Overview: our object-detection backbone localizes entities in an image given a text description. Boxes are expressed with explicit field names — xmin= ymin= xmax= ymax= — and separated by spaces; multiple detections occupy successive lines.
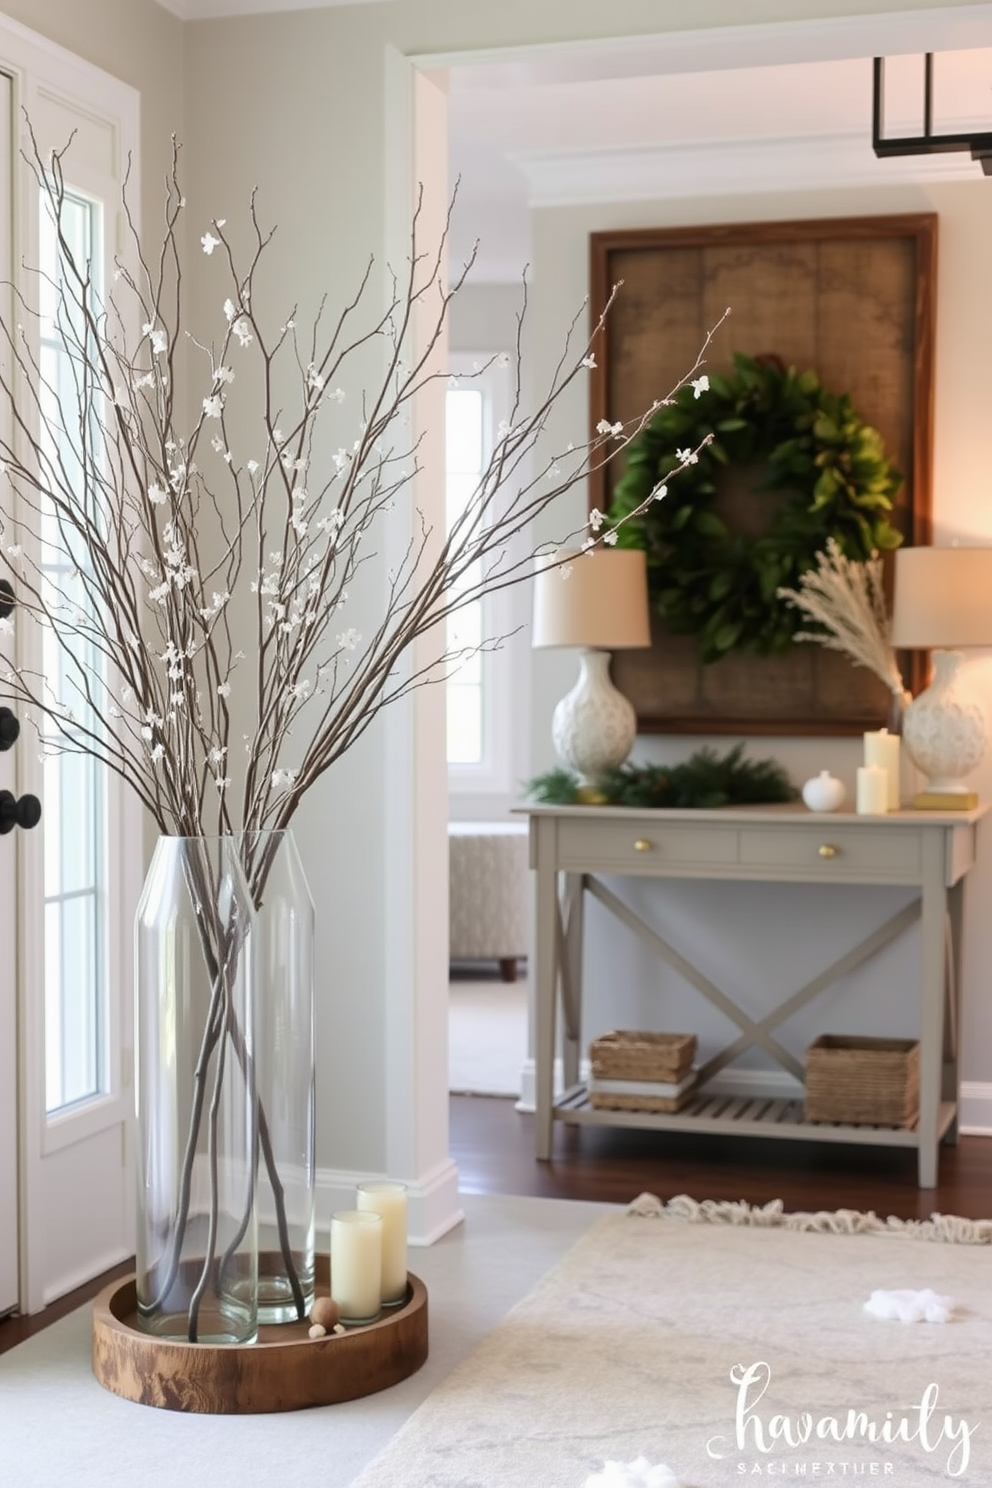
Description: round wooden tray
xmin=91 ymin=1258 xmax=428 ymax=1413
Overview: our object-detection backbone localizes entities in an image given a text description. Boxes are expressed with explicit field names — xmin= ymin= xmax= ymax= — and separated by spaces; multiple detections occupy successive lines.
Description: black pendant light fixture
xmin=873 ymin=54 xmax=992 ymax=175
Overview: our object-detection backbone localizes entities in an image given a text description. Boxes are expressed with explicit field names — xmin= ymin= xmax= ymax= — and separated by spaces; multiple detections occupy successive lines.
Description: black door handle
xmin=0 ymin=790 xmax=41 ymax=834
xmin=0 ymin=707 xmax=19 ymax=751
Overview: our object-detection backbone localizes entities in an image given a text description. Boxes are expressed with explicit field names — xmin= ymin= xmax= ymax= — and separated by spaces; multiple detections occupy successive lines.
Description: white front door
xmin=0 ymin=70 xmax=18 ymax=1318
xmin=0 ymin=23 xmax=142 ymax=1314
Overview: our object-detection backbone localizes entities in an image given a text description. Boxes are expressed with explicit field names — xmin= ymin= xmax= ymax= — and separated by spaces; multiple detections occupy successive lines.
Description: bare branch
xmin=0 ymin=123 xmax=712 ymax=838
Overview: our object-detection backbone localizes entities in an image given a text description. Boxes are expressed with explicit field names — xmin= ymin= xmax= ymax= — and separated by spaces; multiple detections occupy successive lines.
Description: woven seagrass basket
xmin=804 ymin=1034 xmax=919 ymax=1127
xmin=588 ymin=1030 xmax=697 ymax=1114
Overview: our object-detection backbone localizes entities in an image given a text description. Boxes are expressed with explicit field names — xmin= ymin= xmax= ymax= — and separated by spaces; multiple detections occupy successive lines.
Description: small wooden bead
xmin=310 ymin=1296 xmax=341 ymax=1329
xmin=308 ymin=1323 xmax=327 ymax=1339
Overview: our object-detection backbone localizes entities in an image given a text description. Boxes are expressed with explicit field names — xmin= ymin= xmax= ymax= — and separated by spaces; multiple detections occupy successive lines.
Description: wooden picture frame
xmin=588 ymin=215 xmax=936 ymax=737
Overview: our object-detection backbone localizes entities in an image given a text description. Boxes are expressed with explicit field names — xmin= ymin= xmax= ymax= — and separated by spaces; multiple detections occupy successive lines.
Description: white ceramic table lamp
xmin=532 ymin=546 xmax=651 ymax=787
xmin=890 ymin=545 xmax=992 ymax=807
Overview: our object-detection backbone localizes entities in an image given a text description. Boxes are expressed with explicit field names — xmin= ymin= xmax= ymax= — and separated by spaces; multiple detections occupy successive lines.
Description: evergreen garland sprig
xmin=525 ymin=744 xmax=798 ymax=809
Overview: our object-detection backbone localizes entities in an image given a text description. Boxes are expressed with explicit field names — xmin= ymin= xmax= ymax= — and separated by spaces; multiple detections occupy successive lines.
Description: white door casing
xmin=386 ymin=6 xmax=992 ymax=1229
xmin=0 ymin=15 xmax=142 ymax=1315
xmin=0 ymin=67 xmax=16 ymax=1315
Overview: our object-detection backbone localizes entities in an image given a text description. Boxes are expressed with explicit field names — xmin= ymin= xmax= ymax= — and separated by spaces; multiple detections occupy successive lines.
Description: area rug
xmin=351 ymin=1193 xmax=992 ymax=1488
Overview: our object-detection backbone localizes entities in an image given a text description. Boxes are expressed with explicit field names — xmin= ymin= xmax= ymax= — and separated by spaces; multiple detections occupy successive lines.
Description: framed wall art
xmin=588 ymin=214 xmax=936 ymax=736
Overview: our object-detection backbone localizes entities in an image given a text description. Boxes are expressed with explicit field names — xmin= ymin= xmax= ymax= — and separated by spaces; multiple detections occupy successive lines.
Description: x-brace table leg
xmin=586 ymin=878 xmax=921 ymax=1087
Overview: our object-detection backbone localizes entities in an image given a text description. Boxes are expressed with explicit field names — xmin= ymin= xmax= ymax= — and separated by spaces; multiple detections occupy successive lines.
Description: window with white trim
xmin=445 ymin=355 xmax=515 ymax=796
xmin=38 ymin=184 xmax=109 ymax=1114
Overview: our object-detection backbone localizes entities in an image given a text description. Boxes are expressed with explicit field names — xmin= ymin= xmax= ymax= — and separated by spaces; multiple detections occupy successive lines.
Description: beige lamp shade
xmin=531 ymin=547 xmax=651 ymax=650
xmin=891 ymin=546 xmax=992 ymax=648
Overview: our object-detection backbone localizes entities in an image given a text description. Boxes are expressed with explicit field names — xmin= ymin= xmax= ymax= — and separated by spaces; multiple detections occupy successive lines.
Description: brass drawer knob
xmin=818 ymin=843 xmax=839 ymax=859
xmin=633 ymin=838 xmax=653 ymax=853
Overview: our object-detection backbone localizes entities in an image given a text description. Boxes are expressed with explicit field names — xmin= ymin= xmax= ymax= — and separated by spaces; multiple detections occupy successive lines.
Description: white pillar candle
xmin=357 ymin=1181 xmax=408 ymax=1305
xmin=330 ymin=1210 xmax=382 ymax=1324
xmin=856 ymin=764 xmax=889 ymax=815
xmin=864 ymin=728 xmax=901 ymax=810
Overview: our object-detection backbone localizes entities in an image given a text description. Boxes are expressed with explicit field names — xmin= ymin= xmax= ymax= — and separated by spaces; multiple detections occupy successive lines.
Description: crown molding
xmin=511 ymin=128 xmax=983 ymax=209
xmin=438 ymin=6 xmax=992 ymax=89
xmin=153 ymin=0 xmax=391 ymax=18
xmin=154 ymin=1 xmax=992 ymax=41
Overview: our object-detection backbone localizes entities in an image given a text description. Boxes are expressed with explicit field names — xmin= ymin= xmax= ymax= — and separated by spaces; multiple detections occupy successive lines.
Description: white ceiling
xmin=447 ymin=47 xmax=992 ymax=282
xmin=147 ymin=1 xmax=992 ymax=280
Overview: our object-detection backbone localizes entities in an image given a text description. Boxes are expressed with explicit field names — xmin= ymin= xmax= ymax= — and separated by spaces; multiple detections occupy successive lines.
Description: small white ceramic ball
xmin=801 ymin=770 xmax=846 ymax=812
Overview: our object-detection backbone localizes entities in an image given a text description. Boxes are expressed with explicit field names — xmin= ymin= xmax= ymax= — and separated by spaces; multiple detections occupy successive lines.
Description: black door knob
xmin=0 ymin=580 xmax=13 ymax=620
xmin=0 ymin=790 xmax=41 ymax=834
xmin=0 ymin=707 xmax=19 ymax=751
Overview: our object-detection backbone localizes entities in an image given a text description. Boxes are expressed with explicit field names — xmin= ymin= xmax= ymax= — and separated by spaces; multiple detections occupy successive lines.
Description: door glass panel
xmin=38 ymin=185 xmax=108 ymax=1115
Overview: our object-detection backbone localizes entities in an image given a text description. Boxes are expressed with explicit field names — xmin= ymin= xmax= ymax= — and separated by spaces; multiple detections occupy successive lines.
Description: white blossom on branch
xmin=0 ymin=127 xmax=719 ymax=848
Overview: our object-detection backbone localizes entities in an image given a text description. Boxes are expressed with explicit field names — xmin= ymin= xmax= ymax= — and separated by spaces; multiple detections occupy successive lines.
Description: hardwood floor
xmin=2 ymin=1093 xmax=989 ymax=1357
xmin=449 ymin=1092 xmax=992 ymax=1221
xmin=0 ymin=1257 xmax=132 ymax=1357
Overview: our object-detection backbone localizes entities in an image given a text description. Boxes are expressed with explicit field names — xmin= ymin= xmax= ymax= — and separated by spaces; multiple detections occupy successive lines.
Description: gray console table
xmin=522 ymin=802 xmax=986 ymax=1187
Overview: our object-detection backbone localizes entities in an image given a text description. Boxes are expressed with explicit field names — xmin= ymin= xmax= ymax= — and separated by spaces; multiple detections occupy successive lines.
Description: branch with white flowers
xmin=0 ymin=128 xmax=718 ymax=854
xmin=0 ymin=125 xmax=723 ymax=1338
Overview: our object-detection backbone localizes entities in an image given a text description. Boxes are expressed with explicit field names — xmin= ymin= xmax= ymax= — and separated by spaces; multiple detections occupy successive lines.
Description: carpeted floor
xmin=0 ymin=1193 xmax=608 ymax=1488
xmin=448 ymin=971 xmax=528 ymax=1096
xmin=6 ymin=1193 xmax=991 ymax=1488
xmin=353 ymin=1195 xmax=992 ymax=1488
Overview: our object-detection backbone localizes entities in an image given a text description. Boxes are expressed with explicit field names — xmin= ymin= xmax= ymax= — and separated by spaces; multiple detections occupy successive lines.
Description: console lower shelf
xmin=554 ymin=1083 xmax=957 ymax=1148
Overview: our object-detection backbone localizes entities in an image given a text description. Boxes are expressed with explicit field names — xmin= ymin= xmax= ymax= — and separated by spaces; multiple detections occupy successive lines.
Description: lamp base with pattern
xmin=903 ymin=649 xmax=986 ymax=801
xmin=551 ymin=647 xmax=637 ymax=786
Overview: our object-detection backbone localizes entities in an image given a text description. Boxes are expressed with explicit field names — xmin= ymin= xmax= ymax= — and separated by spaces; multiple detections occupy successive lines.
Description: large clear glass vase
xmin=134 ymin=835 xmax=257 ymax=1344
xmin=241 ymin=829 xmax=316 ymax=1324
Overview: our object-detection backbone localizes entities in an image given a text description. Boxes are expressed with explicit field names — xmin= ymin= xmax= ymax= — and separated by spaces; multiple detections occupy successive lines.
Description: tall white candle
xmin=330 ymin=1210 xmax=382 ymax=1323
xmin=864 ymin=728 xmax=900 ymax=810
xmin=856 ymin=764 xmax=889 ymax=815
xmin=357 ymin=1181 xmax=408 ymax=1305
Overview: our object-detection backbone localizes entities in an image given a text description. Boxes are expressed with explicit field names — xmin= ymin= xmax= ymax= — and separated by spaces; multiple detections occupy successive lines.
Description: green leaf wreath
xmin=606 ymin=352 xmax=903 ymax=664
xmin=525 ymin=745 xmax=797 ymax=809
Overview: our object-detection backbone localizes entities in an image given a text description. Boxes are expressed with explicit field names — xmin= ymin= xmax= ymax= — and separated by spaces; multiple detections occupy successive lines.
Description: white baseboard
xmin=686 ymin=1068 xmax=806 ymax=1099
xmin=43 ymin=1245 xmax=133 ymax=1308
xmin=515 ymin=1056 xmax=571 ymax=1113
xmin=957 ymin=1082 xmax=992 ymax=1136
xmin=316 ymin=1158 xmax=463 ymax=1246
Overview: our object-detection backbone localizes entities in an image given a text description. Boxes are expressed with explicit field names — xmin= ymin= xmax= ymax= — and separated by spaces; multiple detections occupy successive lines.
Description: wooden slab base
xmin=91 ymin=1257 xmax=428 ymax=1413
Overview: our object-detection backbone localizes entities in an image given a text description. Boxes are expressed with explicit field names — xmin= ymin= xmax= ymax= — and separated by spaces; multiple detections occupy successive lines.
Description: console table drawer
xmin=739 ymin=826 xmax=920 ymax=879
xmin=556 ymin=818 xmax=739 ymax=872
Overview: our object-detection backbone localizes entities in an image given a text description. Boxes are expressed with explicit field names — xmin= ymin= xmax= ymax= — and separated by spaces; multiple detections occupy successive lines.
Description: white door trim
xmin=383 ymin=4 xmax=992 ymax=1235
xmin=380 ymin=46 xmax=462 ymax=1244
xmin=0 ymin=13 xmax=142 ymax=1315
xmin=0 ymin=71 xmax=16 ymax=1315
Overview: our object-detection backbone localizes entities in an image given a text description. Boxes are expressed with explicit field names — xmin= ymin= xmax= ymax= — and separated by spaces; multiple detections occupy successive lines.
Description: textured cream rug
xmin=351 ymin=1194 xmax=992 ymax=1488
